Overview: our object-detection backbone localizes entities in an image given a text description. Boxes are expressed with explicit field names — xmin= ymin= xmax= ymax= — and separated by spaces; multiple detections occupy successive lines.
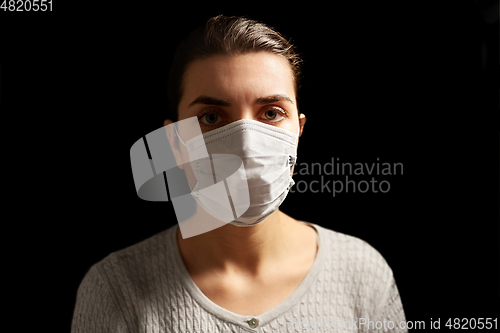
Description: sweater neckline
xmin=169 ymin=221 xmax=326 ymax=331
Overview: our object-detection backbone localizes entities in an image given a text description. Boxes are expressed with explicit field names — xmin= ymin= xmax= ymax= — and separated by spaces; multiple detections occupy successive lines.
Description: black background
xmin=1 ymin=0 xmax=498 ymax=331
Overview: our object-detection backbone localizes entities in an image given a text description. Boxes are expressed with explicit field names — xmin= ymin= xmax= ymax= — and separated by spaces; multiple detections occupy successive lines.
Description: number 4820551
xmin=1 ymin=0 xmax=53 ymax=11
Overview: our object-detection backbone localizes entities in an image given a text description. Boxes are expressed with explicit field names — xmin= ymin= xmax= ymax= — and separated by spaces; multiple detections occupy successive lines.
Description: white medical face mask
xmin=177 ymin=119 xmax=299 ymax=227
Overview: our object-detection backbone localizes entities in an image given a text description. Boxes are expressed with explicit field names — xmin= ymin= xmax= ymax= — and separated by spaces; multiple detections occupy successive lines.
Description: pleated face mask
xmin=176 ymin=119 xmax=299 ymax=227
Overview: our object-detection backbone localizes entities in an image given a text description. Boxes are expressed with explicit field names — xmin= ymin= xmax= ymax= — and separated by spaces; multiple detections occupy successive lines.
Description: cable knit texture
xmin=72 ymin=222 xmax=407 ymax=332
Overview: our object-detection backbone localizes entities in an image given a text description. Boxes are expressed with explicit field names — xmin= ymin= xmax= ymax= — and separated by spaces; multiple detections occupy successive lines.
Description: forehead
xmin=181 ymin=52 xmax=295 ymax=105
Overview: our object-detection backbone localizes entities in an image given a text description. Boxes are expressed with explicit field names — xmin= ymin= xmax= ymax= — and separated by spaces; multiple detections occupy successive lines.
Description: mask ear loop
xmin=173 ymin=122 xmax=203 ymax=193
xmin=289 ymin=155 xmax=297 ymax=173
xmin=290 ymin=120 xmax=302 ymax=177
xmin=289 ymin=127 xmax=299 ymax=175
xmin=173 ymin=122 xmax=189 ymax=148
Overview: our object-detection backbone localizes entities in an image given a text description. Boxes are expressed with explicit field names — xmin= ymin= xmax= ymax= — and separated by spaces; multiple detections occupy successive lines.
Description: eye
xmin=198 ymin=110 xmax=222 ymax=126
xmin=204 ymin=113 xmax=219 ymax=124
xmin=264 ymin=109 xmax=278 ymax=120
xmin=260 ymin=107 xmax=286 ymax=123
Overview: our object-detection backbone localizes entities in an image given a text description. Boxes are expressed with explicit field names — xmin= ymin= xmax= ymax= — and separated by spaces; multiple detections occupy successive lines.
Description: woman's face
xmin=178 ymin=52 xmax=304 ymax=137
xmin=170 ymin=52 xmax=305 ymax=188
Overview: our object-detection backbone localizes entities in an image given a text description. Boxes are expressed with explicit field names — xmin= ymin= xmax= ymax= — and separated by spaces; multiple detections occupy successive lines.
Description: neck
xmin=177 ymin=210 xmax=301 ymax=277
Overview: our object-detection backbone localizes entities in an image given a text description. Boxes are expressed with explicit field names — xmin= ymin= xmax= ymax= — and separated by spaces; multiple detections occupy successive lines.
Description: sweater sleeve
xmin=370 ymin=274 xmax=407 ymax=333
xmin=71 ymin=263 xmax=129 ymax=333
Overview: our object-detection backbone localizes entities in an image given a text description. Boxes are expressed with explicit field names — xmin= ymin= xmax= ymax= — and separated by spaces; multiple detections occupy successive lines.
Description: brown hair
xmin=167 ymin=15 xmax=303 ymax=122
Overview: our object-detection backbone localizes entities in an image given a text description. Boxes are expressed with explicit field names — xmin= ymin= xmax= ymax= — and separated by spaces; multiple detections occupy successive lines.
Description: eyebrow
xmin=256 ymin=94 xmax=294 ymax=105
xmin=188 ymin=94 xmax=294 ymax=108
xmin=188 ymin=95 xmax=230 ymax=107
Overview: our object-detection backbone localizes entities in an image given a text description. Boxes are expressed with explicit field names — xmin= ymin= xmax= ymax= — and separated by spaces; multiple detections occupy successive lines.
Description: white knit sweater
xmin=71 ymin=222 xmax=407 ymax=332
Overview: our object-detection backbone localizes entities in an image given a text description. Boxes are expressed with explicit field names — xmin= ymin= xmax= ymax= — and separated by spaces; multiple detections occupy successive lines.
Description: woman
xmin=72 ymin=15 xmax=407 ymax=332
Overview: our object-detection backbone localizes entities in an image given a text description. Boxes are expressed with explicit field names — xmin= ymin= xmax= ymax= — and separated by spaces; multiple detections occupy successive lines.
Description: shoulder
xmin=109 ymin=226 xmax=172 ymax=259
xmin=312 ymin=224 xmax=407 ymax=324
xmin=81 ymin=225 xmax=178 ymax=296
xmin=104 ymin=224 xmax=175 ymax=269
xmin=325 ymin=227 xmax=391 ymax=274
xmin=315 ymin=224 xmax=395 ymax=305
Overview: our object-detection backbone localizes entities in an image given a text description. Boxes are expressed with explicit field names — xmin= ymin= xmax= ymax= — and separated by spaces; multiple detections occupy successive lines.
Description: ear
xmin=298 ymin=113 xmax=306 ymax=137
xmin=164 ymin=119 xmax=185 ymax=169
